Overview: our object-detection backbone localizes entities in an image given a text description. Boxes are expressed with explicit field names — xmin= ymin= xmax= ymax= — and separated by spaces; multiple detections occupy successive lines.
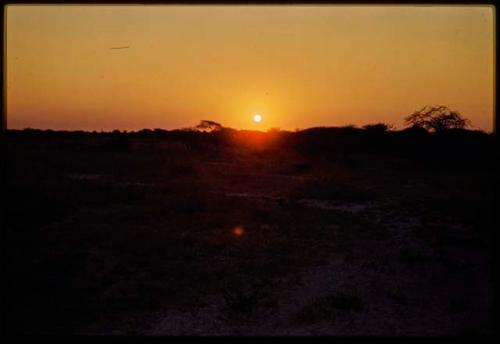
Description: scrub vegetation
xmin=4 ymin=121 xmax=495 ymax=335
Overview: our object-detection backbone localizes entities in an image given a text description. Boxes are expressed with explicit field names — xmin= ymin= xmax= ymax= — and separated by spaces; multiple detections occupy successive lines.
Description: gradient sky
xmin=5 ymin=5 xmax=495 ymax=132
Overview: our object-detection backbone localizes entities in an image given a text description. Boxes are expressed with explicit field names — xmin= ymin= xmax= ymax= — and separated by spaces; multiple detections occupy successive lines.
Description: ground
xmin=5 ymin=133 xmax=494 ymax=335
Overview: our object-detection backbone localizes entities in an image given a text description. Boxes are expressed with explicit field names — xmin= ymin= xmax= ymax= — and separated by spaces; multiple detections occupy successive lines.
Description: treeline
xmin=7 ymin=124 xmax=494 ymax=164
xmin=290 ymin=126 xmax=494 ymax=167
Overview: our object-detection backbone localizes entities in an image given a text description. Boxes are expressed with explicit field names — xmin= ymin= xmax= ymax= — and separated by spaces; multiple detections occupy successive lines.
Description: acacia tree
xmin=405 ymin=106 xmax=471 ymax=132
xmin=192 ymin=120 xmax=233 ymax=156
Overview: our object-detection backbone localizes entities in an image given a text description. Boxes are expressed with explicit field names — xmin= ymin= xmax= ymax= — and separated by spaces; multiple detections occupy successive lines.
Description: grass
xmin=294 ymin=291 xmax=364 ymax=325
xmin=219 ymin=277 xmax=282 ymax=322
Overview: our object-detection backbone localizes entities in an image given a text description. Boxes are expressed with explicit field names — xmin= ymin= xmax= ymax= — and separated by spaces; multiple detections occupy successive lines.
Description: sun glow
xmin=253 ymin=114 xmax=262 ymax=123
xmin=5 ymin=6 xmax=494 ymax=132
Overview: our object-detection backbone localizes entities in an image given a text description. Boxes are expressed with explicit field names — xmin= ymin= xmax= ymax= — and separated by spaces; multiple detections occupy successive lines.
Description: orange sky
xmin=5 ymin=5 xmax=495 ymax=132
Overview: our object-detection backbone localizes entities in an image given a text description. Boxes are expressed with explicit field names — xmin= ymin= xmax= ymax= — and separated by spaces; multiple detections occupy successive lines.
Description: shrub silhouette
xmin=101 ymin=130 xmax=131 ymax=151
xmin=362 ymin=123 xmax=393 ymax=132
xmin=194 ymin=120 xmax=223 ymax=132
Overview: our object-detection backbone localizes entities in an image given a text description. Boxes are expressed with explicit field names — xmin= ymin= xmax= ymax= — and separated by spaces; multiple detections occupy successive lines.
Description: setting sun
xmin=5 ymin=5 xmax=493 ymax=132
xmin=3 ymin=5 xmax=494 ymax=336
xmin=253 ymin=114 xmax=262 ymax=123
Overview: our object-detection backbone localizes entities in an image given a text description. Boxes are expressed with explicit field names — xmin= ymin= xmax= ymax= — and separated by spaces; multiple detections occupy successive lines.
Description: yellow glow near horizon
xmin=5 ymin=5 xmax=495 ymax=132
xmin=253 ymin=114 xmax=262 ymax=123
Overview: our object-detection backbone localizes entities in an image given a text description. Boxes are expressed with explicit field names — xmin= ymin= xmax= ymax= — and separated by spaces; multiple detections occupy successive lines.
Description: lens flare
xmin=233 ymin=226 xmax=244 ymax=237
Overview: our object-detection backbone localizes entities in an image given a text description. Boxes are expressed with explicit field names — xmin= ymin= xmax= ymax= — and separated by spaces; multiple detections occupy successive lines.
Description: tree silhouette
xmin=405 ymin=105 xmax=471 ymax=132
xmin=194 ymin=120 xmax=223 ymax=132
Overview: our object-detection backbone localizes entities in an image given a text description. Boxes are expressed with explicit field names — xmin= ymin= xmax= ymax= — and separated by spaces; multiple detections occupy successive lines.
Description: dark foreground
xmin=4 ymin=128 xmax=495 ymax=335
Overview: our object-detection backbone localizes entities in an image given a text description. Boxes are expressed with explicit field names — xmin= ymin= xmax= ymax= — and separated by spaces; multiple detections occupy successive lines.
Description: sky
xmin=5 ymin=5 xmax=495 ymax=132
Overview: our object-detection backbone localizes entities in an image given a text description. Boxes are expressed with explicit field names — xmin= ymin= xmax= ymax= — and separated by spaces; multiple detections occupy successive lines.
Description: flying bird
xmin=109 ymin=46 xmax=130 ymax=50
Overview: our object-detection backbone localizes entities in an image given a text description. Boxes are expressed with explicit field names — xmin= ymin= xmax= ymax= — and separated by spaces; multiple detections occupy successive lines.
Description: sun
xmin=253 ymin=114 xmax=262 ymax=123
